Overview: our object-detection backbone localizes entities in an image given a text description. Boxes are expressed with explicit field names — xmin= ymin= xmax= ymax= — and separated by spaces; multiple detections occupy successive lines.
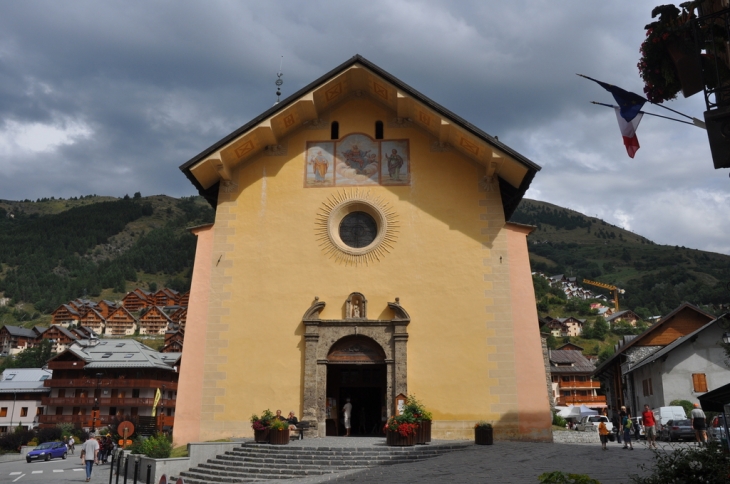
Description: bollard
xmin=146 ymin=464 xmax=151 ymax=484
xmin=123 ymin=455 xmax=129 ymax=484
xmin=109 ymin=451 xmax=116 ymax=484
xmin=133 ymin=458 xmax=139 ymax=483
xmin=116 ymin=451 xmax=122 ymax=484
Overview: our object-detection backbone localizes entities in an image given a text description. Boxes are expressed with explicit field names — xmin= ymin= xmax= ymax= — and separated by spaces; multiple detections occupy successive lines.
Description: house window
xmin=0 ymin=407 xmax=6 ymax=417
xmin=692 ymin=373 xmax=708 ymax=393
xmin=642 ymin=378 xmax=654 ymax=396
xmin=132 ymin=389 xmax=140 ymax=398
xmin=109 ymin=407 xmax=117 ymax=416
xmin=55 ymin=407 xmax=63 ymax=415
xmin=330 ymin=121 xmax=339 ymax=140
xmin=375 ymin=121 xmax=384 ymax=139
xmin=20 ymin=407 xmax=28 ymax=417
xmin=36 ymin=407 xmax=43 ymax=416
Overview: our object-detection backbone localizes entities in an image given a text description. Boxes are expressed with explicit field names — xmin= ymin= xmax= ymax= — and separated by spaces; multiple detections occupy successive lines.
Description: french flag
xmin=614 ymin=107 xmax=643 ymax=159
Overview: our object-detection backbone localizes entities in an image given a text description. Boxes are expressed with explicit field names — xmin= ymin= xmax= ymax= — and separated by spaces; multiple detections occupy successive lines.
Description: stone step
xmin=213 ymin=453 xmax=428 ymax=466
xmin=200 ymin=461 xmax=365 ymax=472
xmin=178 ymin=470 xmax=261 ymax=483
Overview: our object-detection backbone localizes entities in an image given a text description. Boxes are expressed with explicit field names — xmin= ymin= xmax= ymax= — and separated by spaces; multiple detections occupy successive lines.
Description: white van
xmin=652 ymin=406 xmax=687 ymax=432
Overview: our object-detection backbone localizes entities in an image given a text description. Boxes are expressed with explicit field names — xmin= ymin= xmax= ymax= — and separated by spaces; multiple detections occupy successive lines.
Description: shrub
xmin=539 ymin=472 xmax=601 ymax=484
xmin=35 ymin=427 xmax=63 ymax=444
xmin=552 ymin=412 xmax=567 ymax=428
xmin=55 ymin=423 xmax=75 ymax=438
xmin=0 ymin=427 xmax=35 ymax=452
xmin=669 ymin=399 xmax=694 ymax=418
xmin=139 ymin=433 xmax=172 ymax=459
xmin=631 ymin=441 xmax=730 ymax=484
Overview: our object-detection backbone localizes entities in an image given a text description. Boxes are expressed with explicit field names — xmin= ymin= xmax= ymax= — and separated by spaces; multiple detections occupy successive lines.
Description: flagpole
xmin=590 ymin=101 xmax=701 ymax=127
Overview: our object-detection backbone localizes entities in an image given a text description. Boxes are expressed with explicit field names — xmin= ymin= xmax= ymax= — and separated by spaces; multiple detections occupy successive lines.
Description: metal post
xmin=123 ymin=455 xmax=129 ymax=484
xmin=115 ymin=451 xmax=122 ymax=484
xmin=108 ymin=451 xmax=115 ymax=484
xmin=133 ymin=457 xmax=139 ymax=483
xmin=146 ymin=464 xmax=151 ymax=484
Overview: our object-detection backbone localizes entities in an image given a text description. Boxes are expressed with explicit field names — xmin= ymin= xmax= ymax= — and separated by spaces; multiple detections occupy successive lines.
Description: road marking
xmin=10 ymin=472 xmax=21 ymax=475
xmin=53 ymin=469 xmax=64 ymax=472
xmin=73 ymin=468 xmax=84 ymax=471
xmin=12 ymin=474 xmax=25 ymax=482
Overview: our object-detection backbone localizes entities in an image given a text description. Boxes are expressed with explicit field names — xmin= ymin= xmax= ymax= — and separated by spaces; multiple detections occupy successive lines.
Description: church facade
xmin=174 ymin=55 xmax=551 ymax=444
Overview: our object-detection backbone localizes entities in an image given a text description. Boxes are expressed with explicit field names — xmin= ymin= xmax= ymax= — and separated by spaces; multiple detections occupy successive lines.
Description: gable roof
xmin=1 ymin=325 xmax=39 ymax=338
xmin=607 ymin=310 xmax=639 ymax=322
xmin=549 ymin=350 xmax=595 ymax=373
xmin=0 ymin=368 xmax=52 ymax=393
xmin=179 ymin=54 xmax=540 ymax=219
xmin=50 ymin=339 xmax=176 ymax=370
xmin=625 ymin=314 xmax=727 ymax=374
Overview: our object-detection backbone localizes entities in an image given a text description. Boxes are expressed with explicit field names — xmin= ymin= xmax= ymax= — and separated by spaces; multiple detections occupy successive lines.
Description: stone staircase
xmin=178 ymin=440 xmax=470 ymax=483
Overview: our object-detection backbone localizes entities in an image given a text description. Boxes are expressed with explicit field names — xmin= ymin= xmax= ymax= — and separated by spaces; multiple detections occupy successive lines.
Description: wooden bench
xmin=290 ymin=421 xmax=310 ymax=440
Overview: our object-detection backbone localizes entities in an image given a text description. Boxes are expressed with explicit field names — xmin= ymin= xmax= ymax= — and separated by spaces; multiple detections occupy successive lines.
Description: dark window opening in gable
xmin=375 ymin=121 xmax=384 ymax=139
xmin=331 ymin=121 xmax=339 ymax=140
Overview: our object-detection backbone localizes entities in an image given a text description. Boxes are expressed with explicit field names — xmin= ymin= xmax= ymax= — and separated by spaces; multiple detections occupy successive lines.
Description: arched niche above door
xmin=327 ymin=335 xmax=385 ymax=364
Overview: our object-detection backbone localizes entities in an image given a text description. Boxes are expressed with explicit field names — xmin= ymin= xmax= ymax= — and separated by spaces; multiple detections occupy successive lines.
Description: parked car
xmin=709 ymin=414 xmax=727 ymax=442
xmin=659 ymin=419 xmax=695 ymax=442
xmin=26 ymin=441 xmax=68 ymax=463
xmin=577 ymin=415 xmax=613 ymax=433
xmin=653 ymin=406 xmax=687 ymax=434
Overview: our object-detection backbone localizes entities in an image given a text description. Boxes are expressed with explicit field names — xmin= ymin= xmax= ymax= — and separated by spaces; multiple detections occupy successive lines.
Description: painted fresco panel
xmin=380 ymin=140 xmax=410 ymax=186
xmin=305 ymin=142 xmax=335 ymax=187
xmin=304 ymin=134 xmax=410 ymax=187
xmin=335 ymin=133 xmax=380 ymax=186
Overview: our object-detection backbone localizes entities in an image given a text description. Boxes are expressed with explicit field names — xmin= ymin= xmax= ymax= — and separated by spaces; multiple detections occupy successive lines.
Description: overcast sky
xmin=0 ymin=1 xmax=727 ymax=254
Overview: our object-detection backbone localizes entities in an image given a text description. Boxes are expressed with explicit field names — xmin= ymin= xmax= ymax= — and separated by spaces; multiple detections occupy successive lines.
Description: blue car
xmin=26 ymin=441 xmax=67 ymax=463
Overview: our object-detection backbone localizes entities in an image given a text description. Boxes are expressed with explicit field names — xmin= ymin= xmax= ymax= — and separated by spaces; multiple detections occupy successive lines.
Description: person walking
xmin=611 ymin=411 xmax=622 ymax=444
xmin=598 ymin=420 xmax=610 ymax=450
xmin=67 ymin=435 xmax=75 ymax=454
xmin=80 ymin=432 xmax=100 ymax=482
xmin=642 ymin=404 xmax=658 ymax=449
xmin=622 ymin=412 xmax=634 ymax=450
xmin=691 ymin=403 xmax=708 ymax=445
xmin=342 ymin=398 xmax=353 ymax=437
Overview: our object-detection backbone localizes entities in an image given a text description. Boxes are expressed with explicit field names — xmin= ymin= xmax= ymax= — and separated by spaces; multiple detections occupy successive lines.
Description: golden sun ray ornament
xmin=315 ymin=188 xmax=399 ymax=266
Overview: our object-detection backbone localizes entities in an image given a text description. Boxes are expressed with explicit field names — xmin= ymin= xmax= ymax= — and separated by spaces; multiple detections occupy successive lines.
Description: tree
xmin=148 ymin=282 xmax=158 ymax=292
xmin=546 ymin=335 xmax=558 ymax=349
xmin=133 ymin=192 xmax=141 ymax=199
xmin=1 ymin=340 xmax=55 ymax=370
xmin=593 ymin=317 xmax=609 ymax=340
xmin=597 ymin=346 xmax=614 ymax=365
xmin=669 ymin=399 xmax=694 ymax=418
xmin=581 ymin=320 xmax=594 ymax=339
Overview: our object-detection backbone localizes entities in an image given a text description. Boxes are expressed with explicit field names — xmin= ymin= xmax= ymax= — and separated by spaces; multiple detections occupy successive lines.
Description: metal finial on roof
xmin=274 ymin=56 xmax=284 ymax=105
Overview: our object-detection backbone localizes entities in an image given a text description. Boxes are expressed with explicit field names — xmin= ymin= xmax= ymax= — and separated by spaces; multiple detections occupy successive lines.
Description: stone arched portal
xmin=301 ymin=296 xmax=410 ymax=437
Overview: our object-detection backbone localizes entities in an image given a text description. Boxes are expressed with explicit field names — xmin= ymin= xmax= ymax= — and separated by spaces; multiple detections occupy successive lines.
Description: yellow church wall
xmin=177 ymin=97 xmax=550 ymax=443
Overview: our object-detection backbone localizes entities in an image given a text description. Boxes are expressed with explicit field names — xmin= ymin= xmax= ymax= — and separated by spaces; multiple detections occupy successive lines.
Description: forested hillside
xmin=0 ymin=195 xmax=213 ymax=316
xmin=512 ymin=199 xmax=730 ymax=316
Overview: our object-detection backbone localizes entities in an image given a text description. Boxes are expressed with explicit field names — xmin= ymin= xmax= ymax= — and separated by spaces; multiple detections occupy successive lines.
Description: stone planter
xmin=254 ymin=428 xmax=270 ymax=443
xmin=386 ymin=431 xmax=416 ymax=446
xmin=416 ymin=420 xmax=432 ymax=444
xmin=269 ymin=429 xmax=290 ymax=445
xmin=475 ymin=426 xmax=493 ymax=445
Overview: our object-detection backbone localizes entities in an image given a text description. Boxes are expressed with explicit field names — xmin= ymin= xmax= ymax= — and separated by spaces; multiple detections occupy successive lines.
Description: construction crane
xmin=581 ymin=279 xmax=625 ymax=311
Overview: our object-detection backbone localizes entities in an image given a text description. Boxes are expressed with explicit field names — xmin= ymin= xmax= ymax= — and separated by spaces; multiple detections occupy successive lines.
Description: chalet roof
xmin=179 ymin=54 xmax=540 ymax=219
xmin=557 ymin=317 xmax=586 ymax=324
xmin=100 ymin=300 xmax=118 ymax=307
xmin=556 ymin=343 xmax=585 ymax=351
xmin=594 ymin=302 xmax=715 ymax=376
xmin=607 ymin=310 xmax=638 ymax=322
xmin=549 ymin=350 xmax=595 ymax=373
xmin=0 ymin=368 xmax=52 ymax=393
xmin=53 ymin=339 xmax=176 ymax=370
xmin=625 ymin=314 xmax=727 ymax=374
xmin=33 ymin=325 xmax=49 ymax=335
xmin=58 ymin=304 xmax=81 ymax=317
xmin=52 ymin=325 xmax=79 ymax=341
xmin=549 ymin=275 xmax=564 ymax=282
xmin=2 ymin=325 xmax=39 ymax=338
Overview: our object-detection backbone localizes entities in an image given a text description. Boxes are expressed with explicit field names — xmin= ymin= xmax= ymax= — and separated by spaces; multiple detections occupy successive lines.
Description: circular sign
xmin=118 ymin=421 xmax=135 ymax=437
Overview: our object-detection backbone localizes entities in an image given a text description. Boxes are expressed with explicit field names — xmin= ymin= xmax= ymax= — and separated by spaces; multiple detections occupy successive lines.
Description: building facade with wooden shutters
xmin=622 ymin=314 xmax=730 ymax=411
xmin=138 ymin=306 xmax=173 ymax=335
xmin=39 ymin=325 xmax=80 ymax=353
xmin=51 ymin=304 xmax=82 ymax=326
xmin=104 ymin=307 xmax=138 ymax=336
xmin=0 ymin=368 xmax=52 ymax=433
xmin=594 ymin=303 xmax=717 ymax=414
xmin=122 ymin=289 xmax=152 ymax=312
xmin=0 ymin=325 xmax=40 ymax=356
xmin=174 ymin=55 xmax=550 ymax=445
xmin=79 ymin=309 xmax=106 ymax=335
xmin=40 ymin=339 xmax=180 ymax=430
xmin=153 ymin=289 xmax=180 ymax=307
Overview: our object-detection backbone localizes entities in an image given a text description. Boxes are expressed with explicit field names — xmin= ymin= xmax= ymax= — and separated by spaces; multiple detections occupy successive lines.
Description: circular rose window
xmin=339 ymin=211 xmax=378 ymax=248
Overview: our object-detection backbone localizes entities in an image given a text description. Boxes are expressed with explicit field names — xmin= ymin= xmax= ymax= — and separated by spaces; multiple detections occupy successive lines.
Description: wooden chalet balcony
xmin=556 ymin=395 xmax=607 ymax=406
xmin=47 ymin=361 xmax=86 ymax=370
xmin=42 ymin=397 xmax=176 ymax=407
xmin=39 ymin=414 xmax=175 ymax=427
xmin=558 ymin=380 xmax=601 ymax=390
xmin=44 ymin=379 xmax=178 ymax=391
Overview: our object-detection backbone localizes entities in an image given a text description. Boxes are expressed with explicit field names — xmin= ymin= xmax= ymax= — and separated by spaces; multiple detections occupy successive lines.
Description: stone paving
xmin=256 ymin=437 xmax=694 ymax=484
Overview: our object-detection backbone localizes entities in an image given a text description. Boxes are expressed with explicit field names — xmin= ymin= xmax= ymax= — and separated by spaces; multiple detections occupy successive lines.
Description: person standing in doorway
xmin=342 ymin=398 xmax=353 ymax=437
xmin=642 ymin=404 xmax=657 ymax=449
xmin=80 ymin=432 xmax=100 ymax=482
xmin=691 ymin=403 xmax=708 ymax=445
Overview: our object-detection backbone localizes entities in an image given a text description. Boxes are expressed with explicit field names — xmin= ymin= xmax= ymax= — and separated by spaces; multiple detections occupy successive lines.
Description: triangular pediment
xmin=180 ymin=55 xmax=540 ymax=218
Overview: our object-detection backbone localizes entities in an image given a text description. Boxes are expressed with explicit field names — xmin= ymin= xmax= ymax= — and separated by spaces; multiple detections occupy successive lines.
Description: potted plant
xmin=403 ymin=395 xmax=433 ymax=444
xmin=250 ymin=409 xmax=274 ymax=443
xmin=268 ymin=418 xmax=290 ymax=445
xmin=474 ymin=421 xmax=493 ymax=445
xmin=384 ymin=415 xmax=418 ymax=446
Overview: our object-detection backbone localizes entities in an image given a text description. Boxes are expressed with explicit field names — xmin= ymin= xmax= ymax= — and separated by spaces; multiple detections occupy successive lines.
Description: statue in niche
xmin=353 ymin=304 xmax=360 ymax=319
xmin=346 ymin=293 xmax=367 ymax=320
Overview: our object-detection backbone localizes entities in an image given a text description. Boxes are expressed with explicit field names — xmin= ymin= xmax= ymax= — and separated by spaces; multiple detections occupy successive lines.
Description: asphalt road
xmin=0 ymin=455 xmax=115 ymax=483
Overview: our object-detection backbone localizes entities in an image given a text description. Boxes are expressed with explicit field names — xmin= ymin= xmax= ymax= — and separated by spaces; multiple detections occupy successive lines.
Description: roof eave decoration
xmin=180 ymin=55 xmax=540 ymax=219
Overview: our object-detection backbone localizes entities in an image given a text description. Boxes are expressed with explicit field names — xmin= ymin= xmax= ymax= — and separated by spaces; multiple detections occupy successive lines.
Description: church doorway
xmin=325 ymin=336 xmax=387 ymax=436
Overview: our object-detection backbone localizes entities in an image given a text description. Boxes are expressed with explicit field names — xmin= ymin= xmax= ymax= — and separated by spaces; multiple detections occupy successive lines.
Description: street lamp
xmin=92 ymin=372 xmax=103 ymax=432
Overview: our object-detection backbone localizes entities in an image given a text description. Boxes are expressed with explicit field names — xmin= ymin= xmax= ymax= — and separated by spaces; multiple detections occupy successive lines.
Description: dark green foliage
xmin=511 ymin=205 xmax=590 ymax=231
xmin=597 ymin=346 xmax=615 ymax=365
xmin=593 ymin=317 xmax=609 ymax=340
xmin=130 ymin=433 xmax=172 ymax=458
xmin=0 ymin=340 xmax=54 ymax=371
xmin=669 ymin=399 xmax=694 ymax=417
xmin=546 ymin=335 xmax=558 ymax=349
xmin=148 ymin=282 xmax=158 ymax=292
xmin=552 ymin=412 xmax=567 ymax=428
xmin=0 ymin=427 xmax=34 ymax=452
xmin=35 ymin=427 xmax=63 ymax=444
xmin=630 ymin=441 xmax=730 ymax=484
xmin=538 ymin=471 xmax=601 ymax=484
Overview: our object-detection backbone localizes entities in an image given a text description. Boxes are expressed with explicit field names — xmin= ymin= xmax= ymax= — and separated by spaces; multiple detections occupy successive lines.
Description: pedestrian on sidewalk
xmin=80 ymin=432 xmax=100 ymax=482
xmin=691 ymin=403 xmax=707 ymax=445
xmin=598 ymin=420 xmax=610 ymax=450
xmin=611 ymin=410 xmax=622 ymax=444
xmin=642 ymin=404 xmax=657 ymax=449
xmin=622 ymin=412 xmax=634 ymax=450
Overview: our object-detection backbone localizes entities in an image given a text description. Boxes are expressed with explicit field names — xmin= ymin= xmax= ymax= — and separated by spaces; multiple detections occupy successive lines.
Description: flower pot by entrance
xmin=416 ymin=420 xmax=432 ymax=444
xmin=269 ymin=429 xmax=290 ymax=445
xmin=253 ymin=428 xmax=270 ymax=443
xmin=386 ymin=431 xmax=416 ymax=446
xmin=475 ymin=426 xmax=493 ymax=445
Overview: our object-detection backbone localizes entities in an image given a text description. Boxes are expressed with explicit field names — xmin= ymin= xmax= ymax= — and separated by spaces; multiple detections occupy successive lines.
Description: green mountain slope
xmin=512 ymin=199 xmax=730 ymax=315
